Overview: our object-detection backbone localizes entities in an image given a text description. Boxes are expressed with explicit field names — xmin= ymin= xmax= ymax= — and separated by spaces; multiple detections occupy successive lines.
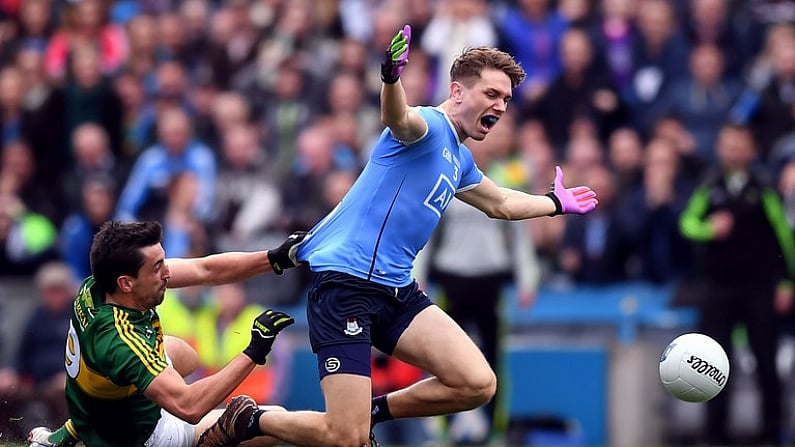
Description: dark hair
xmin=450 ymin=47 xmax=526 ymax=89
xmin=89 ymin=220 xmax=162 ymax=296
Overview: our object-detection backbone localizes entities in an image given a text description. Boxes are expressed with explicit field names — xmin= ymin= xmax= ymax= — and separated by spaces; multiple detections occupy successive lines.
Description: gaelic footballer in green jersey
xmin=31 ymin=220 xmax=304 ymax=447
xmin=64 ymin=276 xmax=168 ymax=446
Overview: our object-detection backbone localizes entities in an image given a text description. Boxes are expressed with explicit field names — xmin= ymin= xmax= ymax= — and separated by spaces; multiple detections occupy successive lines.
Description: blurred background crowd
xmin=1 ymin=0 xmax=795 ymax=444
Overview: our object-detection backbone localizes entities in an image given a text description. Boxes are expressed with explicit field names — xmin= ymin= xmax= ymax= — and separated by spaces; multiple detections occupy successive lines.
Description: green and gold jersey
xmin=64 ymin=277 xmax=169 ymax=447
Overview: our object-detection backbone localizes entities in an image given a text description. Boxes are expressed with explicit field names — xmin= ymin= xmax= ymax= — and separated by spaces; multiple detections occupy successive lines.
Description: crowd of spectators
xmin=2 ymin=0 xmax=795 ymax=443
xmin=0 ymin=0 xmax=792 ymax=288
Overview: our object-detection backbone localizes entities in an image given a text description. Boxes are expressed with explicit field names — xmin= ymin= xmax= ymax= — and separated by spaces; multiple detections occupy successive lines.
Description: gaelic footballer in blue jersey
xmin=200 ymin=24 xmax=599 ymax=447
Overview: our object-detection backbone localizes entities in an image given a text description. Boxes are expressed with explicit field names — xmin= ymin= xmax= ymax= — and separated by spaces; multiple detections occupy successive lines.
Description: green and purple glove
xmin=381 ymin=24 xmax=411 ymax=84
xmin=545 ymin=166 xmax=599 ymax=216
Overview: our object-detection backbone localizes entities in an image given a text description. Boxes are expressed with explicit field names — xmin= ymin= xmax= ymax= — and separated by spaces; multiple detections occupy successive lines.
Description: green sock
xmin=48 ymin=421 xmax=79 ymax=447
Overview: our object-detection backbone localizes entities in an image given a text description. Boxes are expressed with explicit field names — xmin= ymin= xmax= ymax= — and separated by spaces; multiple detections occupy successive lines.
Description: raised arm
xmin=380 ymin=24 xmax=427 ymax=143
xmin=457 ymin=166 xmax=598 ymax=220
xmin=165 ymin=231 xmax=307 ymax=288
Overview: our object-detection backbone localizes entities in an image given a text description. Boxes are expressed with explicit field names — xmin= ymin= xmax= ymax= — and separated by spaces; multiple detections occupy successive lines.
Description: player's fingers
xmin=402 ymin=24 xmax=412 ymax=44
xmin=578 ymin=198 xmax=598 ymax=213
xmin=553 ymin=165 xmax=564 ymax=185
xmin=272 ymin=312 xmax=294 ymax=329
xmin=572 ymin=188 xmax=596 ymax=201
xmin=390 ymin=30 xmax=402 ymax=46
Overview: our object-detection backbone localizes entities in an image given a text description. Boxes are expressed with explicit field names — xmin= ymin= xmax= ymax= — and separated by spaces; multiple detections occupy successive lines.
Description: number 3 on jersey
xmin=65 ymin=320 xmax=81 ymax=378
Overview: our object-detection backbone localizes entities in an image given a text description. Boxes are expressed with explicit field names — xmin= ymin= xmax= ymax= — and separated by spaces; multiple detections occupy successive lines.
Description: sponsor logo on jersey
xmin=442 ymin=147 xmax=452 ymax=163
xmin=424 ymin=174 xmax=455 ymax=218
xmin=344 ymin=317 xmax=363 ymax=336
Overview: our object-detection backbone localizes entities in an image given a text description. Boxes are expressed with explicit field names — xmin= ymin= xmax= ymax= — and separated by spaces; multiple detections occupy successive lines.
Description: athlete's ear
xmin=118 ymin=276 xmax=134 ymax=293
xmin=450 ymin=81 xmax=464 ymax=103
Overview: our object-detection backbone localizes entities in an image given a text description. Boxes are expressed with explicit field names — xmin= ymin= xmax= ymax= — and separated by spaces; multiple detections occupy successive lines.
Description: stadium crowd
xmin=1 ymin=0 xmax=795 ymax=444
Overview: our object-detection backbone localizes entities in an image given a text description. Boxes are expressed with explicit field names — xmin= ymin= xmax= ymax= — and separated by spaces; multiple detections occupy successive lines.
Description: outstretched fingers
xmin=565 ymin=186 xmax=598 ymax=214
xmin=570 ymin=186 xmax=597 ymax=199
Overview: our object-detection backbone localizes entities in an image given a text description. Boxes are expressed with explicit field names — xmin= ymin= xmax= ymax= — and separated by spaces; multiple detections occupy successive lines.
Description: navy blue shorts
xmin=307 ymin=271 xmax=433 ymax=378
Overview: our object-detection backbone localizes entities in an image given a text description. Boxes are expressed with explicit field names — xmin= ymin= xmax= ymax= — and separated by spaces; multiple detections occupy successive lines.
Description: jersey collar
xmin=433 ymin=106 xmax=462 ymax=147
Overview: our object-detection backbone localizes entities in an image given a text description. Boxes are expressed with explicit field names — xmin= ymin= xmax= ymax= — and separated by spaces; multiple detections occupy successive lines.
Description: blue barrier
xmin=502 ymin=282 xmax=699 ymax=343
xmin=505 ymin=345 xmax=608 ymax=446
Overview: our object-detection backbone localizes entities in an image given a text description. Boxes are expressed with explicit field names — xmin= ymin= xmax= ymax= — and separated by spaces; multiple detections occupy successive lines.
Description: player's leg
xmin=164 ymin=335 xmax=199 ymax=378
xmin=386 ymin=304 xmax=496 ymax=418
xmin=248 ymin=272 xmax=380 ymax=446
xmin=255 ymin=373 xmax=374 ymax=447
xmin=192 ymin=403 xmax=286 ymax=447
xmin=195 ymin=369 xmax=374 ymax=447
xmin=196 ymin=272 xmax=379 ymax=447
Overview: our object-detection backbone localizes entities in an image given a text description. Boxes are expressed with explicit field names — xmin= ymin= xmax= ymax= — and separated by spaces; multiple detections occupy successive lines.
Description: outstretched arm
xmin=380 ymin=24 xmax=427 ymax=143
xmin=457 ymin=166 xmax=598 ymax=220
xmin=166 ymin=232 xmax=308 ymax=288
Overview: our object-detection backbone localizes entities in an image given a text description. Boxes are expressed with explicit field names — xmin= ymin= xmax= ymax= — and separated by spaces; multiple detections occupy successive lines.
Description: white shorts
xmin=144 ymin=409 xmax=196 ymax=447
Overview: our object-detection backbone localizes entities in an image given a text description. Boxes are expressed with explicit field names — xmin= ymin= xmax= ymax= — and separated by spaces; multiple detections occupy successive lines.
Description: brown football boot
xmin=196 ymin=395 xmax=259 ymax=447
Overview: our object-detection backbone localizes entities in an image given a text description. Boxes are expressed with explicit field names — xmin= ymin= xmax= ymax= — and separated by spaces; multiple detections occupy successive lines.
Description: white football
xmin=659 ymin=332 xmax=730 ymax=403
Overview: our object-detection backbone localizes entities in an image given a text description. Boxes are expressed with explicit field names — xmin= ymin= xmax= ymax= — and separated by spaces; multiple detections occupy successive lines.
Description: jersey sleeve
xmin=93 ymin=309 xmax=168 ymax=393
xmin=457 ymin=144 xmax=484 ymax=191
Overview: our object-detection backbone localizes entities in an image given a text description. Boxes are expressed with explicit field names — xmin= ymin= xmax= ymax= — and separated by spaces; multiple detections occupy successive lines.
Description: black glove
xmin=243 ymin=309 xmax=294 ymax=365
xmin=267 ymin=231 xmax=308 ymax=275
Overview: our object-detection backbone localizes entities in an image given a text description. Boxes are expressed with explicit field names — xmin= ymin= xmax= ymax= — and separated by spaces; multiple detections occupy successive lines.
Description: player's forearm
xmin=380 ymin=80 xmax=410 ymax=128
xmin=497 ymin=188 xmax=557 ymax=220
xmin=167 ymin=251 xmax=271 ymax=288
xmin=203 ymin=251 xmax=273 ymax=285
xmin=182 ymin=355 xmax=256 ymax=421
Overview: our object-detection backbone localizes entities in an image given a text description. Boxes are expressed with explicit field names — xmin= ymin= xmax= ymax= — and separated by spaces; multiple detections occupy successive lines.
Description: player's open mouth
xmin=480 ymin=115 xmax=499 ymax=131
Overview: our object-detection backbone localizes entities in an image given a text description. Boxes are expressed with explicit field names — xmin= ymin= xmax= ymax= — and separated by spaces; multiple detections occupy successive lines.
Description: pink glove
xmin=545 ymin=166 xmax=598 ymax=215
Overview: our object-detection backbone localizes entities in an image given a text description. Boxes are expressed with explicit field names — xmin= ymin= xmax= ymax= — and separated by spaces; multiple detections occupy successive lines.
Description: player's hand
xmin=545 ymin=166 xmax=598 ymax=215
xmin=243 ymin=309 xmax=294 ymax=365
xmin=267 ymin=231 xmax=308 ymax=275
xmin=381 ymin=24 xmax=411 ymax=84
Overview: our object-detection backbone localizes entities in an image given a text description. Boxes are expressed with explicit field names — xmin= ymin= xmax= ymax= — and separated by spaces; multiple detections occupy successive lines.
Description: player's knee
xmin=164 ymin=335 xmax=199 ymax=378
xmin=459 ymin=366 xmax=497 ymax=407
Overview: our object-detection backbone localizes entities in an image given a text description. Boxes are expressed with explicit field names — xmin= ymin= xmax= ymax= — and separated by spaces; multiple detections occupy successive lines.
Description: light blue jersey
xmin=297 ymin=106 xmax=484 ymax=287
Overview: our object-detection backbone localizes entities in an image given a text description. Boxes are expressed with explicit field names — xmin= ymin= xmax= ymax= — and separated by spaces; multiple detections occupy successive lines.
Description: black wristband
xmin=381 ymin=65 xmax=399 ymax=84
xmin=545 ymin=192 xmax=563 ymax=216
